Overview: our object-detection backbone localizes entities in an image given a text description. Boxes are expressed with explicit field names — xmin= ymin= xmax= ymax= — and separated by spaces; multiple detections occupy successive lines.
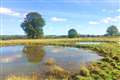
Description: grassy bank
xmin=0 ymin=37 xmax=119 ymax=46
xmin=69 ymin=43 xmax=120 ymax=80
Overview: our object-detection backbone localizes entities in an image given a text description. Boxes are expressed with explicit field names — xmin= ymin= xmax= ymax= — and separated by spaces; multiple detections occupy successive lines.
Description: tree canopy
xmin=106 ymin=25 xmax=119 ymax=36
xmin=68 ymin=29 xmax=78 ymax=38
xmin=21 ymin=12 xmax=45 ymax=38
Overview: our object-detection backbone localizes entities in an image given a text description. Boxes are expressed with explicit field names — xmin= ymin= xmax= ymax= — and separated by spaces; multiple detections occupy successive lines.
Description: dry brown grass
xmin=0 ymin=37 xmax=119 ymax=46
xmin=44 ymin=58 xmax=56 ymax=65
xmin=6 ymin=75 xmax=37 ymax=80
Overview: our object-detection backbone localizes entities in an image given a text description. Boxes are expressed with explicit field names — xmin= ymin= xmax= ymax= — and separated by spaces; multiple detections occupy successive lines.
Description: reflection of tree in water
xmin=23 ymin=45 xmax=45 ymax=63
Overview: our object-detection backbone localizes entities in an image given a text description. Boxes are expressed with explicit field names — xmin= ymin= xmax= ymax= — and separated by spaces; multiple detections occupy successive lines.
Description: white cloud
xmin=100 ymin=17 xmax=112 ymax=24
xmin=0 ymin=7 xmax=21 ymax=17
xmin=89 ymin=21 xmax=99 ymax=24
xmin=100 ymin=16 xmax=120 ymax=24
xmin=89 ymin=16 xmax=120 ymax=25
xmin=51 ymin=17 xmax=67 ymax=22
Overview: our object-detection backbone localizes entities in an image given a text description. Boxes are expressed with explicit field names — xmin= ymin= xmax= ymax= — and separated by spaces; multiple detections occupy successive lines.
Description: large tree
xmin=21 ymin=12 xmax=45 ymax=38
xmin=106 ymin=25 xmax=119 ymax=36
xmin=68 ymin=29 xmax=78 ymax=38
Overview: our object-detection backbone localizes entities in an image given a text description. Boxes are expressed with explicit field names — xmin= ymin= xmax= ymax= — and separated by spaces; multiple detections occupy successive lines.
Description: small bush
xmin=79 ymin=66 xmax=90 ymax=77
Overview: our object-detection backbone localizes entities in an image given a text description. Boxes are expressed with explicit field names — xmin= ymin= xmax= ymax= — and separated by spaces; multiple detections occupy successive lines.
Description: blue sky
xmin=0 ymin=0 xmax=120 ymax=35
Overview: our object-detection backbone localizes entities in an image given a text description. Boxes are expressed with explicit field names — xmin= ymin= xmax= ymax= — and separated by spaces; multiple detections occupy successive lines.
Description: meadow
xmin=1 ymin=37 xmax=120 ymax=80
xmin=0 ymin=37 xmax=119 ymax=46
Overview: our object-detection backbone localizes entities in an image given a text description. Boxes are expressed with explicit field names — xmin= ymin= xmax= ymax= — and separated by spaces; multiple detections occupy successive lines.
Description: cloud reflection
xmin=0 ymin=54 xmax=22 ymax=63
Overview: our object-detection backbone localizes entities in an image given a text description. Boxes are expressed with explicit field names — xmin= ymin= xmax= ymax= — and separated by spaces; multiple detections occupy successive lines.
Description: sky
xmin=0 ymin=0 xmax=120 ymax=35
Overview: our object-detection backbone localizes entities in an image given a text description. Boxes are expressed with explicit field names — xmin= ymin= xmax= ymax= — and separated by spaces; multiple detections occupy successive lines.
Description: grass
xmin=1 ymin=37 xmax=120 ymax=80
xmin=6 ymin=73 xmax=38 ymax=80
xmin=0 ymin=37 xmax=119 ymax=46
xmin=44 ymin=58 xmax=56 ymax=65
xmin=6 ymin=75 xmax=37 ymax=80
xmin=70 ymin=43 xmax=120 ymax=80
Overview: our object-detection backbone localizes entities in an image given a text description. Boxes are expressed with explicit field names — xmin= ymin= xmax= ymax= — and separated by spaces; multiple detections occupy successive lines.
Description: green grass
xmin=70 ymin=43 xmax=120 ymax=80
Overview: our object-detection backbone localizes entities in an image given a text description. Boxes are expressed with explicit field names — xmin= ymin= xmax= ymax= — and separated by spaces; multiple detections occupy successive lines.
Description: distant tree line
xmin=0 ymin=35 xmax=26 ymax=40
xmin=0 ymin=34 xmax=119 ymax=40
xmin=67 ymin=25 xmax=120 ymax=38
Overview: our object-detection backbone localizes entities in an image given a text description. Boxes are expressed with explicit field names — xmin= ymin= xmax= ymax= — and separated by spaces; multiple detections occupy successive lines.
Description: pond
xmin=0 ymin=45 xmax=103 ymax=79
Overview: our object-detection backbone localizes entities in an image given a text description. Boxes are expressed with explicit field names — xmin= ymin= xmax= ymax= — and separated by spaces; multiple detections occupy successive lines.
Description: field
xmin=1 ymin=37 xmax=120 ymax=80
xmin=0 ymin=37 xmax=119 ymax=46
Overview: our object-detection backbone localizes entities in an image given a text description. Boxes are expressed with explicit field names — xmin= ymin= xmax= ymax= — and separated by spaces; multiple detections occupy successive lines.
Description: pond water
xmin=0 ymin=45 xmax=103 ymax=79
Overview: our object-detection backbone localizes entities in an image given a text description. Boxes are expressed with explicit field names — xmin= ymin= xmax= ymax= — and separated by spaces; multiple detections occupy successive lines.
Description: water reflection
xmin=0 ymin=45 xmax=103 ymax=80
xmin=0 ymin=54 xmax=22 ymax=63
xmin=23 ymin=45 xmax=45 ymax=64
xmin=76 ymin=42 xmax=104 ymax=44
